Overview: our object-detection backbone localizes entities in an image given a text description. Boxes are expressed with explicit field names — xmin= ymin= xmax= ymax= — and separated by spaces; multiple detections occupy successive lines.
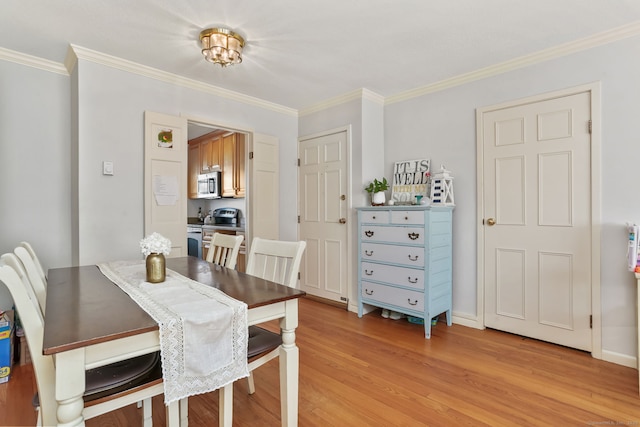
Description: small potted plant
xmin=364 ymin=177 xmax=389 ymax=206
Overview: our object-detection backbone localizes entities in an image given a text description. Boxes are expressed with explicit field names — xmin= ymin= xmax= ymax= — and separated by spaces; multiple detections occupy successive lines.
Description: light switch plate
xmin=103 ymin=161 xmax=114 ymax=176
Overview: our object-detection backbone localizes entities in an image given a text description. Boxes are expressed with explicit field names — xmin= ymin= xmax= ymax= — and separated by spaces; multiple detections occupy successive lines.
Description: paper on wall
xmin=153 ymin=175 xmax=179 ymax=206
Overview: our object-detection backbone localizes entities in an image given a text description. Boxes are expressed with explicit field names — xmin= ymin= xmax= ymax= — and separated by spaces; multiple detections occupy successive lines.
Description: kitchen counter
xmin=202 ymin=224 xmax=245 ymax=232
xmin=188 ymin=223 xmax=245 ymax=233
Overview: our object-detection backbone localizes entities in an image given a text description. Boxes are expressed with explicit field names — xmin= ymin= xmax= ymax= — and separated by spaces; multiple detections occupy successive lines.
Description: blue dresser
xmin=356 ymin=205 xmax=454 ymax=338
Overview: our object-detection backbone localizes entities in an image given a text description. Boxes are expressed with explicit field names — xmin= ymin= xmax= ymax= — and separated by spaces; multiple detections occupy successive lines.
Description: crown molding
xmin=0 ymin=47 xmax=68 ymax=75
xmin=69 ymin=45 xmax=297 ymax=117
xmin=299 ymin=88 xmax=384 ymax=116
xmin=386 ymin=20 xmax=640 ymax=105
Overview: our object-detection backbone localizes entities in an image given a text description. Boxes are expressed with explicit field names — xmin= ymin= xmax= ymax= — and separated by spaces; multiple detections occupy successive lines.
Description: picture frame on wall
xmin=391 ymin=158 xmax=430 ymax=204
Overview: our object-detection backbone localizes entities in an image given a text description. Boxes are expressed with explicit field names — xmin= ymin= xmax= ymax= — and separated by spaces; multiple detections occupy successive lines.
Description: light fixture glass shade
xmin=199 ymin=28 xmax=245 ymax=67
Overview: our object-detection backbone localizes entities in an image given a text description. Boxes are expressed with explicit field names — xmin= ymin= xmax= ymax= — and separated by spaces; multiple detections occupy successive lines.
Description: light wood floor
xmin=2 ymin=297 xmax=639 ymax=426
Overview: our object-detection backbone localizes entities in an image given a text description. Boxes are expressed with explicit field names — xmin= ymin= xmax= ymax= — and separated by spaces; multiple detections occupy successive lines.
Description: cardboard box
xmin=0 ymin=310 xmax=14 ymax=383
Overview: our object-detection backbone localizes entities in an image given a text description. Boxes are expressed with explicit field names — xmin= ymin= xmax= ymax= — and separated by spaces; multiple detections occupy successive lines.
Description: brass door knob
xmin=486 ymin=218 xmax=496 ymax=226
xmin=339 ymin=218 xmax=346 ymax=224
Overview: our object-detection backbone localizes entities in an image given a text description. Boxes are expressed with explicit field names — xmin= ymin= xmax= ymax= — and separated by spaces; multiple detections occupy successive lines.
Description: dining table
xmin=43 ymin=256 xmax=306 ymax=427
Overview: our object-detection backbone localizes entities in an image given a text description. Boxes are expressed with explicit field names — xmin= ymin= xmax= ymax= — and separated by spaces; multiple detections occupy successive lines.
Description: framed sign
xmin=392 ymin=158 xmax=430 ymax=204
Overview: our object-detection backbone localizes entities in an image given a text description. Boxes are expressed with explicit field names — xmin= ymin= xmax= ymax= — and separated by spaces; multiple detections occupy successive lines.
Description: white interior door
xmin=481 ymin=91 xmax=592 ymax=351
xmin=144 ymin=111 xmax=188 ymax=257
xmin=298 ymin=130 xmax=349 ymax=303
xmin=248 ymin=133 xmax=279 ymax=244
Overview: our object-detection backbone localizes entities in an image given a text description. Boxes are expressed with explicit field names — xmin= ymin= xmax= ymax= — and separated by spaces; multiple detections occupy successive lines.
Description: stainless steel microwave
xmin=197 ymin=172 xmax=221 ymax=199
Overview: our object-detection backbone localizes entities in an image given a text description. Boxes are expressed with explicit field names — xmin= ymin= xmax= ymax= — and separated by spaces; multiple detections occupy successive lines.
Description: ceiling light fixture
xmin=199 ymin=28 xmax=245 ymax=67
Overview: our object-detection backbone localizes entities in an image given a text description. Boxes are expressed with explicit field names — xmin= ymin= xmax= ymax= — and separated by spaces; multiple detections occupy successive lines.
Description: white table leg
xmin=55 ymin=348 xmax=86 ymax=427
xmin=279 ymin=299 xmax=299 ymax=427
xmin=219 ymin=383 xmax=233 ymax=427
xmin=166 ymin=400 xmax=180 ymax=427
xmin=179 ymin=397 xmax=189 ymax=427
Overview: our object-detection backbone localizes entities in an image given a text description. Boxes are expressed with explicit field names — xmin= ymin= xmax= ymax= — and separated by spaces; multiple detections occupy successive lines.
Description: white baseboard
xmin=601 ymin=349 xmax=637 ymax=369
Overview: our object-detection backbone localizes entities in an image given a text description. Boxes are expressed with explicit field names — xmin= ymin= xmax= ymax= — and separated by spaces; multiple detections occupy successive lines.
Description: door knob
xmin=486 ymin=218 xmax=496 ymax=226
xmin=339 ymin=218 xmax=346 ymax=224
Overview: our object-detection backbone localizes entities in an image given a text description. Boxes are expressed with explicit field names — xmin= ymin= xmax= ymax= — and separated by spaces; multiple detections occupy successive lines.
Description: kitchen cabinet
xmin=200 ymin=134 xmax=221 ymax=173
xmin=187 ymin=142 xmax=200 ymax=199
xmin=188 ymin=130 xmax=224 ymax=200
xmin=221 ymin=133 xmax=245 ymax=198
xmin=356 ymin=205 xmax=453 ymax=339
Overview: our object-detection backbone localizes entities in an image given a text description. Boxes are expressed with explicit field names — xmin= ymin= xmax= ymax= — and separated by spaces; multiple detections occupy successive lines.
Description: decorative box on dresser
xmin=356 ymin=205 xmax=454 ymax=338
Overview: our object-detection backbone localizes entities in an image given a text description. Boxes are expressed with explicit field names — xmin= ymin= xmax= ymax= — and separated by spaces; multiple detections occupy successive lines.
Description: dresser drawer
xmin=391 ymin=210 xmax=425 ymax=225
xmin=361 ymin=262 xmax=424 ymax=290
xmin=361 ymin=242 xmax=425 ymax=267
xmin=360 ymin=225 xmax=424 ymax=245
xmin=361 ymin=281 xmax=424 ymax=311
xmin=360 ymin=210 xmax=390 ymax=224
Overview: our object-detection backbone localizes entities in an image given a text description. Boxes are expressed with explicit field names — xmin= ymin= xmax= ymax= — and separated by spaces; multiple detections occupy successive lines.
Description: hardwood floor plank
xmin=2 ymin=297 xmax=639 ymax=426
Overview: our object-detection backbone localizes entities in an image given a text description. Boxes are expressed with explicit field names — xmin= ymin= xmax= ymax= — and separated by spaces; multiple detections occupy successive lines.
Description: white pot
xmin=372 ymin=191 xmax=386 ymax=205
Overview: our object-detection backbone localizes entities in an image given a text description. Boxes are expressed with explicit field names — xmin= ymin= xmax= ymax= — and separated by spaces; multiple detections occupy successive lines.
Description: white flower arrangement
xmin=140 ymin=232 xmax=172 ymax=257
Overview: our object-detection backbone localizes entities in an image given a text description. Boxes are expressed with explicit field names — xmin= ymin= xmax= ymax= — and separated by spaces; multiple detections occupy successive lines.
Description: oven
xmin=187 ymin=225 xmax=203 ymax=258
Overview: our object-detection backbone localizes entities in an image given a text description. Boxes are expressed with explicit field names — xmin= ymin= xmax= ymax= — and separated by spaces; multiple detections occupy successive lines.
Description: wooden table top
xmin=43 ymin=256 xmax=305 ymax=355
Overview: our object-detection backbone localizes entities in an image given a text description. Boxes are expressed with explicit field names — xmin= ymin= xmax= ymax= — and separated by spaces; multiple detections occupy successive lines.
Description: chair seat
xmin=84 ymin=351 xmax=162 ymax=401
xmin=248 ymin=326 xmax=282 ymax=359
xmin=33 ymin=351 xmax=162 ymax=406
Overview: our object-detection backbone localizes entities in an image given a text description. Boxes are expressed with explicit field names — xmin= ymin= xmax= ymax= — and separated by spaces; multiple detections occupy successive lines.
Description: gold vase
xmin=146 ymin=253 xmax=166 ymax=283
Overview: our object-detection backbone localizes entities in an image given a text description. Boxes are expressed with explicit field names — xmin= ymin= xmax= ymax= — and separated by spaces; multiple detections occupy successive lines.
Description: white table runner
xmin=98 ymin=260 xmax=249 ymax=404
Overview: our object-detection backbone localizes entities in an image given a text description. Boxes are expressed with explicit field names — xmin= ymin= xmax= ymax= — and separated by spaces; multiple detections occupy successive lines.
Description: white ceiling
xmin=2 ymin=1 xmax=640 ymax=110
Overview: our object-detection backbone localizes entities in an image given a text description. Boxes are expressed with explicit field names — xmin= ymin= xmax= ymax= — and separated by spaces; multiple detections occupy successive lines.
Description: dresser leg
xmin=424 ymin=322 xmax=432 ymax=339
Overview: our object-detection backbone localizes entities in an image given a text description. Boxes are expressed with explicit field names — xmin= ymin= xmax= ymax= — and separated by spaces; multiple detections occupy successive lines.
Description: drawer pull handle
xmin=408 ymin=255 xmax=419 ymax=261
xmin=372 ymin=216 xmax=376 ymax=219
xmin=365 ymin=269 xmax=374 ymax=276
xmin=408 ymin=277 xmax=418 ymax=284
xmin=365 ymin=230 xmax=374 ymax=237
xmin=364 ymin=250 xmax=374 ymax=256
xmin=365 ymin=289 xmax=374 ymax=295
xmin=408 ymin=299 xmax=418 ymax=306
xmin=408 ymin=232 xmax=420 ymax=240
xmin=405 ymin=216 xmax=409 ymax=220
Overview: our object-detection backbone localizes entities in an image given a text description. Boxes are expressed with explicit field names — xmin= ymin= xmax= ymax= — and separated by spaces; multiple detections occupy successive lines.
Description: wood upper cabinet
xmin=187 ymin=142 xmax=200 ymax=199
xmin=221 ymin=132 xmax=246 ymax=198
xmin=188 ymin=130 xmax=224 ymax=199
xmin=235 ymin=133 xmax=246 ymax=198
xmin=200 ymin=133 xmax=222 ymax=173
xmin=188 ymin=130 xmax=245 ymax=199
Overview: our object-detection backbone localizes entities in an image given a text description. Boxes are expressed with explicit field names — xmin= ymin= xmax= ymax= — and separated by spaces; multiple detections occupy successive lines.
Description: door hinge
xmin=298 ymin=272 xmax=300 ymax=279
xmin=297 ymin=158 xmax=300 ymax=167
xmin=249 ymin=151 xmax=254 ymax=159
xmin=588 ymin=120 xmax=592 ymax=134
xmin=589 ymin=314 xmax=592 ymax=329
xmin=298 ymin=215 xmax=300 ymax=223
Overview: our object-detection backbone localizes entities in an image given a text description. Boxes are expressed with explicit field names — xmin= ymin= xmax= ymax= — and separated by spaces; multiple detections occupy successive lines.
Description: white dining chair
xmin=244 ymin=237 xmax=306 ymax=394
xmin=5 ymin=250 xmax=165 ymax=425
xmin=0 ymin=253 xmax=183 ymax=427
xmin=18 ymin=242 xmax=46 ymax=283
xmin=205 ymin=232 xmax=244 ymax=269
xmin=214 ymin=237 xmax=306 ymax=427
xmin=14 ymin=244 xmax=47 ymax=315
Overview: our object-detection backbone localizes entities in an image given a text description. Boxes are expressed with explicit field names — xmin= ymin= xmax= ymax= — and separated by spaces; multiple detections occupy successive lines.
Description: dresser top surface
xmin=355 ymin=205 xmax=454 ymax=211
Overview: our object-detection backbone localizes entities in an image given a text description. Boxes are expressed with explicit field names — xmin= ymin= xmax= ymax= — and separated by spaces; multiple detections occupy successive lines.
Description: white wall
xmin=384 ymin=34 xmax=640 ymax=359
xmin=71 ymin=56 xmax=298 ymax=264
xmin=0 ymin=61 xmax=72 ymax=310
xmin=299 ymin=95 xmax=384 ymax=307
